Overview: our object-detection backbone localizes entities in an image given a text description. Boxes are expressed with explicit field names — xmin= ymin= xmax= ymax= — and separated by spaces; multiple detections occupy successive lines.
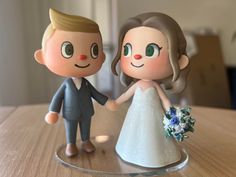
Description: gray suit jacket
xmin=49 ymin=78 xmax=108 ymax=121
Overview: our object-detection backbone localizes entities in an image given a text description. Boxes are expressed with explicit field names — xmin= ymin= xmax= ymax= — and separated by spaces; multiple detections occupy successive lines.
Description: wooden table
xmin=0 ymin=103 xmax=236 ymax=177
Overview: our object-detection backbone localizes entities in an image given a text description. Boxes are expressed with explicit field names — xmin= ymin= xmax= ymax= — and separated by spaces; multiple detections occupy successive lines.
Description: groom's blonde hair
xmin=42 ymin=9 xmax=100 ymax=49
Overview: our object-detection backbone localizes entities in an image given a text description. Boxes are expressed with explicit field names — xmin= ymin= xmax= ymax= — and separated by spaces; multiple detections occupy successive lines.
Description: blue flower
xmin=169 ymin=107 xmax=176 ymax=116
xmin=170 ymin=116 xmax=180 ymax=125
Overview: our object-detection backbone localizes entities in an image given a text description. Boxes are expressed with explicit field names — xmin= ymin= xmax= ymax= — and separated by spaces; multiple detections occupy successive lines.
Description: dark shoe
xmin=82 ymin=140 xmax=96 ymax=153
xmin=65 ymin=143 xmax=78 ymax=157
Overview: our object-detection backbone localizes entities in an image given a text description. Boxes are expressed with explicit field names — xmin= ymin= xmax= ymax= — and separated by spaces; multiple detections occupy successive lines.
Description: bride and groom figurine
xmin=34 ymin=9 xmax=194 ymax=168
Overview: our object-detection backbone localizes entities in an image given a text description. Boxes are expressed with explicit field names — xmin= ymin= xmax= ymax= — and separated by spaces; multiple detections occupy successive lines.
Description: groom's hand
xmin=105 ymin=100 xmax=119 ymax=111
xmin=45 ymin=112 xmax=59 ymax=124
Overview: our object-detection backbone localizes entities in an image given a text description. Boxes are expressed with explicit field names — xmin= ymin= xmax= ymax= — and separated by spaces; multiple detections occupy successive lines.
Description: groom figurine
xmin=34 ymin=9 xmax=113 ymax=157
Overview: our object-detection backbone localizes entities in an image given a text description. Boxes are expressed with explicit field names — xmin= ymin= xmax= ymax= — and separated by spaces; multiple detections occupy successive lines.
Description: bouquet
xmin=163 ymin=106 xmax=195 ymax=142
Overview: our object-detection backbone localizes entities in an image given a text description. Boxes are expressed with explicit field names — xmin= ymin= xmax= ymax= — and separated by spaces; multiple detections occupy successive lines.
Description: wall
xmin=117 ymin=0 xmax=236 ymax=66
xmin=0 ymin=0 xmax=30 ymax=105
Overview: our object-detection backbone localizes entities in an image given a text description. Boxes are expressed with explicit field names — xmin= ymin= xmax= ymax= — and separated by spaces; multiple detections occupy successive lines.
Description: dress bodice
xmin=132 ymin=87 xmax=164 ymax=114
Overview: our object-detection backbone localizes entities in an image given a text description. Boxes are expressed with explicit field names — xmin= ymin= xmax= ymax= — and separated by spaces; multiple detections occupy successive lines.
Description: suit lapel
xmin=69 ymin=77 xmax=85 ymax=93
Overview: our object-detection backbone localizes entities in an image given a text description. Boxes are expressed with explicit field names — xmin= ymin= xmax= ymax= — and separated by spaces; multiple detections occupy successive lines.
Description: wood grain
xmin=0 ymin=106 xmax=15 ymax=125
xmin=0 ymin=104 xmax=236 ymax=177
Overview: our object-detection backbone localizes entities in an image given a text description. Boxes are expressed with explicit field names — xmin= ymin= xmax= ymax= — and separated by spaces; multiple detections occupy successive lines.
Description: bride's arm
xmin=116 ymin=83 xmax=138 ymax=104
xmin=154 ymin=82 xmax=172 ymax=111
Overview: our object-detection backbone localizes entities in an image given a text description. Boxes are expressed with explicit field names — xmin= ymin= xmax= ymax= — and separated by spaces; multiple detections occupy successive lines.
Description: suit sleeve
xmin=87 ymin=80 xmax=108 ymax=105
xmin=49 ymin=83 xmax=66 ymax=113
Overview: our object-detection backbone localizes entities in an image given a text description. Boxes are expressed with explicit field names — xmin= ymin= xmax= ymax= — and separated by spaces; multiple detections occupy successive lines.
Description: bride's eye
xmin=123 ymin=43 xmax=132 ymax=57
xmin=145 ymin=43 xmax=162 ymax=58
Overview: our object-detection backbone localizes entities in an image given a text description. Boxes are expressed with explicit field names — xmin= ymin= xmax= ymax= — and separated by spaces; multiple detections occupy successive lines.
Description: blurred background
xmin=0 ymin=0 xmax=235 ymax=109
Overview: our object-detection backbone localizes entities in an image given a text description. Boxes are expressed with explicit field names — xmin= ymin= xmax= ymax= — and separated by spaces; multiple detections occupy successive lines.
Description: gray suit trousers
xmin=64 ymin=118 xmax=91 ymax=144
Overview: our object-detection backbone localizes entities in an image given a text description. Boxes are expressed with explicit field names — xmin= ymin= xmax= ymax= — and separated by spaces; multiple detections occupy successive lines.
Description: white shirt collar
xmin=72 ymin=77 xmax=82 ymax=90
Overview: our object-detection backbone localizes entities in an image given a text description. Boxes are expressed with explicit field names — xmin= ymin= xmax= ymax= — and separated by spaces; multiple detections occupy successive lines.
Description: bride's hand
xmin=105 ymin=100 xmax=119 ymax=111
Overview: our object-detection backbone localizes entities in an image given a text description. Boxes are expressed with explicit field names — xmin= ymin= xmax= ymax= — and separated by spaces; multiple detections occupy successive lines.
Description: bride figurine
xmin=111 ymin=13 xmax=190 ymax=168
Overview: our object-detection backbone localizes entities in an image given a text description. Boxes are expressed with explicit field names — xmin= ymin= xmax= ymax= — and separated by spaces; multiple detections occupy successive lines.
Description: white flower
xmin=163 ymin=117 xmax=170 ymax=125
xmin=180 ymin=123 xmax=186 ymax=128
xmin=176 ymin=109 xmax=182 ymax=118
xmin=174 ymin=125 xmax=182 ymax=133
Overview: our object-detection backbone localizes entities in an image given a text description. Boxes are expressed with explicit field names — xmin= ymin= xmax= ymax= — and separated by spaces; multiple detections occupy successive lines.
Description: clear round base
xmin=55 ymin=135 xmax=188 ymax=177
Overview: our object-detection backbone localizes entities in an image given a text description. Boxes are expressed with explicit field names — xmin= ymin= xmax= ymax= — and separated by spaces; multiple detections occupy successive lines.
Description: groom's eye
xmin=61 ymin=41 xmax=74 ymax=59
xmin=90 ymin=43 xmax=99 ymax=59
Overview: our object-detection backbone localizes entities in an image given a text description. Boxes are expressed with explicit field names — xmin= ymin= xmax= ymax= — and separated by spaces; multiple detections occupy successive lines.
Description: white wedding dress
xmin=116 ymin=87 xmax=181 ymax=168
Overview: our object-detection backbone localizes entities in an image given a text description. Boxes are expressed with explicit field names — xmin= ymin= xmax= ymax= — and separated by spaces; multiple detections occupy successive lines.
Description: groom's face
xmin=37 ymin=30 xmax=105 ymax=77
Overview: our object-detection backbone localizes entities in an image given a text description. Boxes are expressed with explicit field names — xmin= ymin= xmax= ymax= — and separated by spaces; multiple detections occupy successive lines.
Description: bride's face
xmin=120 ymin=26 xmax=173 ymax=80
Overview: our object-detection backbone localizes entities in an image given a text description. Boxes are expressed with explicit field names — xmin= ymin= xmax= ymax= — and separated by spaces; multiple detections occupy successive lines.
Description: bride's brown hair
xmin=111 ymin=13 xmax=190 ymax=93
